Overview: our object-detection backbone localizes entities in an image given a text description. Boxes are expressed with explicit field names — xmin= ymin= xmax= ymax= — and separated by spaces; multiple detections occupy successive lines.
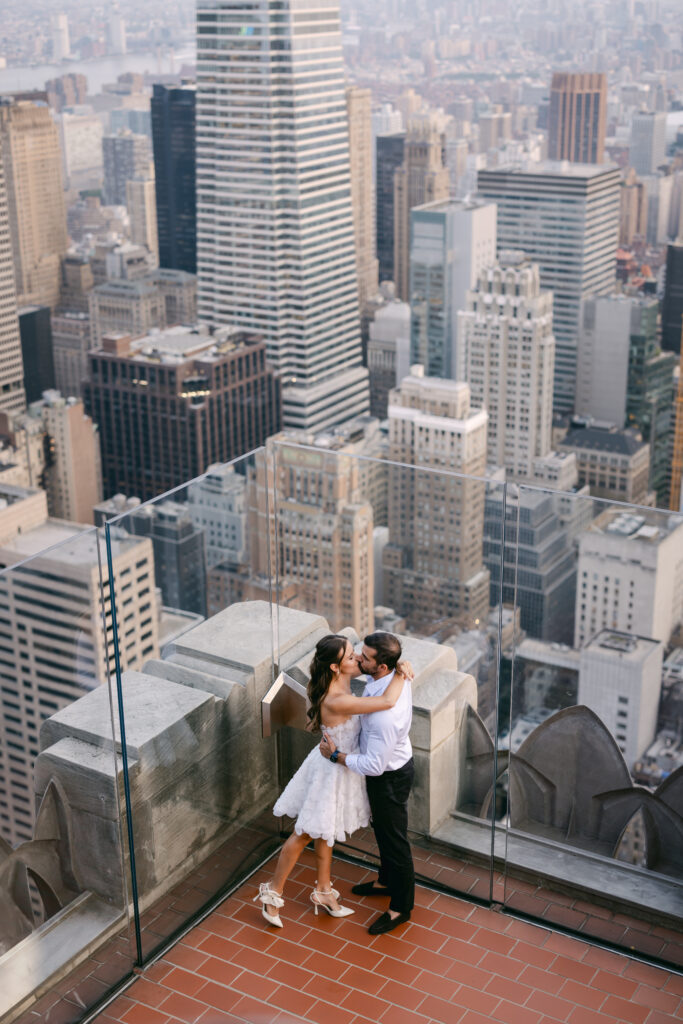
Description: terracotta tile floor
xmin=95 ymin=850 xmax=683 ymax=1024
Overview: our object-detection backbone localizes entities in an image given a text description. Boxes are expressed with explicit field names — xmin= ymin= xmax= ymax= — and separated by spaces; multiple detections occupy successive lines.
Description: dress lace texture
xmin=273 ymin=716 xmax=370 ymax=846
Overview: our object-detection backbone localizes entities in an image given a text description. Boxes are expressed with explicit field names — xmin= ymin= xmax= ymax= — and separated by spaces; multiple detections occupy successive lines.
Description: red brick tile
xmin=491 ymin=999 xmax=545 ymax=1024
xmin=445 ymin=961 xmax=494 ymax=991
xmin=591 ymin=968 xmax=638 ymax=999
xmin=443 ymin=939 xmax=488 ymax=969
xmin=452 ymin=982 xmax=500 ymax=1016
xmin=503 ymin=919 xmax=551 ymax=946
xmin=231 ymin=993 xmax=273 ymax=1021
xmin=485 ymin=974 xmax=534 ymax=1006
xmin=374 ymin=955 xmax=423 ymax=987
xmin=433 ymin=916 xmax=479 ymax=943
xmin=402 ymin=921 xmax=448 ymax=952
xmin=541 ymin=905 xmax=588 ymax=931
xmin=566 ymin=1008 xmax=619 ymax=1024
xmin=339 ymin=965 xmax=388 ymax=996
xmin=471 ymin=926 xmax=518 ymax=956
xmin=413 ymin=970 xmax=460 ymax=1001
xmin=304 ymin=973 xmax=354 ymax=1004
xmin=407 ymin=945 xmax=456 ymax=975
xmin=233 ymin=923 xmax=282 ymax=953
xmin=123 ymin=979 xmax=169 ymax=1007
xmin=233 ymin=969 xmax=280 ymax=1002
xmin=582 ymin=946 xmax=629 ymax=974
xmin=378 ymin=1005 xmax=436 ymax=1024
xmin=632 ymin=984 xmax=681 ymax=1014
xmin=158 ymin=992 xmax=206 ymax=1024
xmin=165 ymin=946 xmax=210 ymax=973
xmin=600 ymin=994 xmax=649 ymax=1023
xmin=194 ymin=980 xmax=243 ymax=1014
xmin=408 ymin=905 xmax=446 ymax=930
xmin=267 ymin=983 xmax=318 ymax=1018
xmin=663 ymin=973 xmax=683 ymax=996
xmin=508 ymin=940 xmax=557 ymax=970
xmin=266 ymin=958 xmax=315 ymax=991
xmin=301 ymin=950 xmax=350 ymax=981
xmin=143 ymin=961 xmax=175 ymax=983
xmin=479 ymin=950 xmax=526 ymax=981
xmin=160 ymin=968 xmax=207 ymax=999
xmin=429 ymin=893 xmax=476 ymax=920
xmin=341 ymin=985 xmax=394 ymax=1020
xmin=453 ymin=1012 xmax=493 ymax=1024
xmin=543 ymin=932 xmax=591 ymax=960
xmin=195 ymin=955 xmax=243 ymax=987
xmin=305 ymin=1001 xmax=357 ymax=1024
xmin=376 ymin=978 xmax=425 ymax=1011
xmin=120 ymin=1005 xmax=169 ymax=1024
xmin=646 ymin=1013 xmax=683 ymax=1024
xmin=418 ymin=993 xmax=467 ymax=1024
xmin=548 ymin=954 xmax=596 ymax=985
xmin=624 ymin=960 xmax=671 ymax=988
xmin=518 ymin=964 xmax=567 ymax=997
xmin=557 ymin=978 xmax=607 ymax=1012
xmin=526 ymin=988 xmax=575 ymax=1021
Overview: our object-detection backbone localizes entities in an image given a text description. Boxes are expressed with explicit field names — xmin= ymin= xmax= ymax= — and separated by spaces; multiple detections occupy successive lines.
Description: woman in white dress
xmin=254 ymin=633 xmax=410 ymax=927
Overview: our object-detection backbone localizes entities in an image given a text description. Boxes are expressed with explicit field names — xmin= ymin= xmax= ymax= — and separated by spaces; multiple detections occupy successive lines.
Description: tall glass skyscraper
xmin=196 ymin=0 xmax=368 ymax=431
xmin=479 ymin=162 xmax=620 ymax=416
xmin=151 ymin=83 xmax=197 ymax=275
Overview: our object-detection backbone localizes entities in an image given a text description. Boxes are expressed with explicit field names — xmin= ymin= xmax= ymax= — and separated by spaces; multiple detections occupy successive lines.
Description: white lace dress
xmin=273 ymin=716 xmax=370 ymax=846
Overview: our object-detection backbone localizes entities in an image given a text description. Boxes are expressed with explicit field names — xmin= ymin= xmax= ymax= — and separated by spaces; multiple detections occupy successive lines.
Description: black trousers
xmin=366 ymin=758 xmax=415 ymax=915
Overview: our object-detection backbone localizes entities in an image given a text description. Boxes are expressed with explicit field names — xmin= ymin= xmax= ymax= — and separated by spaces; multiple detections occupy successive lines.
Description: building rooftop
xmin=92 ymin=849 xmax=683 ymax=1024
xmin=561 ymin=426 xmax=647 ymax=456
xmin=480 ymin=160 xmax=620 ymax=179
xmin=0 ymin=518 xmax=141 ymax=562
xmin=584 ymin=629 xmax=662 ymax=662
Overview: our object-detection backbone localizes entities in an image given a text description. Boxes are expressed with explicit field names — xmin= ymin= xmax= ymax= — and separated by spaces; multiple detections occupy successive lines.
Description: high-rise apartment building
xmin=393 ymin=122 xmax=450 ymax=301
xmin=187 ymin=463 xmax=247 ymax=570
xmin=58 ymin=108 xmax=104 ymax=192
xmin=18 ymin=305 xmax=55 ymax=402
xmin=479 ymin=163 xmax=620 ymax=415
xmin=83 ymin=325 xmax=281 ymax=501
xmin=630 ymin=111 xmax=667 ymax=176
xmin=0 ymin=97 xmax=68 ymax=310
xmin=367 ymin=301 xmax=410 ymax=419
xmin=0 ymin=158 xmax=26 ymax=414
xmin=382 ymin=367 xmax=489 ymax=631
xmin=102 ymin=130 xmax=151 ymax=206
xmin=126 ymin=176 xmax=159 ymax=265
xmin=548 ymin=72 xmax=607 ymax=164
xmin=196 ymin=0 xmax=368 ymax=432
xmin=45 ymin=73 xmax=87 ymax=113
xmin=375 ymin=133 xmax=405 ymax=285
xmin=151 ymin=84 xmax=196 ymax=275
xmin=0 ymin=499 xmax=158 ymax=844
xmin=128 ymin=501 xmax=207 ymax=617
xmin=575 ymin=508 xmax=683 ymax=648
xmin=619 ymin=169 xmax=648 ymax=248
xmin=409 ymin=198 xmax=497 ymax=380
xmin=52 ymin=311 xmax=91 ymax=399
xmin=459 ymin=253 xmax=554 ymax=479
xmin=52 ymin=13 xmax=71 ymax=62
xmin=662 ymin=243 xmax=683 ymax=354
xmin=88 ymin=269 xmax=196 ymax=347
xmin=346 ymin=87 xmax=379 ymax=311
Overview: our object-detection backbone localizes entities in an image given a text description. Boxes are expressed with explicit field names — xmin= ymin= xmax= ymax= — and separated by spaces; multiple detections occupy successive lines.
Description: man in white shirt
xmin=320 ymin=631 xmax=415 ymax=935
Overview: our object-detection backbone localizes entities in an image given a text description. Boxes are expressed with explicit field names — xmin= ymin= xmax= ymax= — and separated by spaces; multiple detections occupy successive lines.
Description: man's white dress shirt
xmin=345 ymin=670 xmax=413 ymax=777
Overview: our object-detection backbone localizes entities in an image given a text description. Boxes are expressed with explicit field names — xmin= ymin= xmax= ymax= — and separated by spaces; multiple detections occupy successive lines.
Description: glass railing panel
xmin=103 ymin=448 xmax=282 ymax=962
xmin=267 ymin=439 xmax=506 ymax=902
xmin=505 ymin=487 xmax=683 ymax=966
xmin=0 ymin=523 xmax=135 ymax=1024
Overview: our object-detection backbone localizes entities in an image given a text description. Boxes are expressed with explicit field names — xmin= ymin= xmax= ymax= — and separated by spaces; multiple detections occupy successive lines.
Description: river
xmin=0 ymin=49 xmax=196 ymax=96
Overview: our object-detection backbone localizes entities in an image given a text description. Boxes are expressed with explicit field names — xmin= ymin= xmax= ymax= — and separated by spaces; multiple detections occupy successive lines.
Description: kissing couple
xmin=254 ymin=631 xmax=415 ymax=936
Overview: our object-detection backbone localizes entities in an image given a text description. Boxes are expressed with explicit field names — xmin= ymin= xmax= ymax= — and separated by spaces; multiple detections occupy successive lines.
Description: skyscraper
xmin=548 ymin=72 xmax=607 ymax=164
xmin=51 ymin=14 xmax=71 ymax=62
xmin=126 ymin=176 xmax=159 ymax=265
xmin=151 ymin=84 xmax=196 ymax=275
xmin=0 ymin=158 xmax=26 ymax=414
xmin=630 ymin=111 xmax=667 ymax=176
xmin=479 ymin=163 xmax=620 ymax=415
xmin=382 ymin=367 xmax=490 ymax=631
xmin=102 ymin=130 xmax=151 ymax=206
xmin=83 ymin=326 xmax=281 ymax=501
xmin=662 ymin=243 xmax=683 ymax=354
xmin=458 ymin=252 xmax=554 ymax=479
xmin=408 ymin=198 xmax=497 ymax=380
xmin=0 ymin=97 xmax=68 ymax=310
xmin=375 ymin=132 xmax=405 ymax=285
xmin=346 ymin=87 xmax=378 ymax=311
xmin=18 ymin=306 xmax=55 ymax=402
xmin=393 ymin=121 xmax=450 ymax=301
xmin=196 ymin=0 xmax=368 ymax=432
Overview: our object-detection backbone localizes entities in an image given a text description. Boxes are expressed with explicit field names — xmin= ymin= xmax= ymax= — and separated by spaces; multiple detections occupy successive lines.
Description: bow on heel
xmin=310 ymin=884 xmax=354 ymax=918
xmin=254 ymin=882 xmax=285 ymax=928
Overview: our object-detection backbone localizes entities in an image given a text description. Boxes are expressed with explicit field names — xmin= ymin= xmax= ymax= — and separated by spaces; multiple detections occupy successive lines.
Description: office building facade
xmin=126 ymin=177 xmax=159 ymax=266
xmin=479 ymin=163 xmax=620 ymax=415
xmin=346 ymin=87 xmax=379 ymax=311
xmin=102 ymin=130 xmax=151 ymax=206
xmin=151 ymin=84 xmax=196 ymax=275
xmin=662 ymin=243 xmax=683 ymax=354
xmin=548 ymin=72 xmax=607 ymax=164
xmin=83 ymin=326 xmax=281 ymax=501
xmin=630 ymin=111 xmax=667 ymax=176
xmin=18 ymin=305 xmax=55 ymax=403
xmin=375 ymin=133 xmax=405 ymax=285
xmin=409 ymin=198 xmax=497 ymax=380
xmin=196 ymin=0 xmax=368 ymax=432
xmin=459 ymin=253 xmax=554 ymax=479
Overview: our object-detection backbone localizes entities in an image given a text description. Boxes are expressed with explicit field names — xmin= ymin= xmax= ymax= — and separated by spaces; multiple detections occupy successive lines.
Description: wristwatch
xmin=329 ymin=749 xmax=340 ymax=763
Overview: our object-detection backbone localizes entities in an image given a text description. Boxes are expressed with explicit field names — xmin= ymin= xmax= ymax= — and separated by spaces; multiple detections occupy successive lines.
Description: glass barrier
xmin=103 ymin=449 xmax=283 ymax=962
xmin=504 ymin=487 xmax=683 ymax=966
xmin=268 ymin=439 xmax=506 ymax=904
xmin=0 ymin=522 xmax=135 ymax=1024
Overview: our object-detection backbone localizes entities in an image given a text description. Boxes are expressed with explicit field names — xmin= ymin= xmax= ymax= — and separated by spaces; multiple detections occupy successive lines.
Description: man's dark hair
xmin=364 ymin=631 xmax=402 ymax=672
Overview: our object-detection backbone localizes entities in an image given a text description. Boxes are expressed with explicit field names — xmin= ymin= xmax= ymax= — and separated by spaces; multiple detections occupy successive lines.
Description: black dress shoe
xmin=351 ymin=881 xmax=391 ymax=896
xmin=368 ymin=911 xmax=411 ymax=935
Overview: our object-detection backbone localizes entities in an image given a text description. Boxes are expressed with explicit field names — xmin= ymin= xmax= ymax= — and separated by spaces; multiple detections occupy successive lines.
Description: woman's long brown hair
xmin=306 ymin=634 xmax=347 ymax=732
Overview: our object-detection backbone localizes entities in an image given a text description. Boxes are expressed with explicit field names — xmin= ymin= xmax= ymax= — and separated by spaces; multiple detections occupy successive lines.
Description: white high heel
xmin=310 ymin=885 xmax=355 ymax=918
xmin=253 ymin=882 xmax=285 ymax=928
